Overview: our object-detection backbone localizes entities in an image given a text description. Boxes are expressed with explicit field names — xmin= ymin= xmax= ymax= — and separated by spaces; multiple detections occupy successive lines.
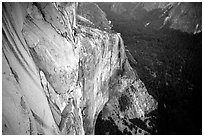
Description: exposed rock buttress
xmin=2 ymin=2 xmax=157 ymax=134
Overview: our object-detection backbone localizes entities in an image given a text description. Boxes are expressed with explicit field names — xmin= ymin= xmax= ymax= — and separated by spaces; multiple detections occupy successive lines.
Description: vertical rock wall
xmin=2 ymin=2 xmax=157 ymax=134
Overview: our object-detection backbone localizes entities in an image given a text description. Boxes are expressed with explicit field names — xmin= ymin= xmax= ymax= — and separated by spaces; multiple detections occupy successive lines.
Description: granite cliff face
xmin=2 ymin=2 xmax=157 ymax=135
xmin=98 ymin=2 xmax=202 ymax=134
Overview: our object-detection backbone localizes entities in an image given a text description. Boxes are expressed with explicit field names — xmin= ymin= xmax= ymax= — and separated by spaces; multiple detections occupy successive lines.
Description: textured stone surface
xmin=2 ymin=2 xmax=157 ymax=135
xmin=97 ymin=2 xmax=202 ymax=134
xmin=2 ymin=2 xmax=60 ymax=135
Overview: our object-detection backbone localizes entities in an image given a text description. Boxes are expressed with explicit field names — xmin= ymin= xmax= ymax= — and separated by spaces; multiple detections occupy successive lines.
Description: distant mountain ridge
xmin=97 ymin=2 xmax=202 ymax=34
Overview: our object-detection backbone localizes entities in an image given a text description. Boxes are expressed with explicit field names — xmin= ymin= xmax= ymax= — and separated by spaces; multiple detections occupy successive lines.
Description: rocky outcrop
xmin=2 ymin=2 xmax=157 ymax=135
xmin=96 ymin=2 xmax=202 ymax=134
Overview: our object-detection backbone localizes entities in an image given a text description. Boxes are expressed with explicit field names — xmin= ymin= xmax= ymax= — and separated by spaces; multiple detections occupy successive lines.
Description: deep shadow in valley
xmin=95 ymin=3 xmax=202 ymax=135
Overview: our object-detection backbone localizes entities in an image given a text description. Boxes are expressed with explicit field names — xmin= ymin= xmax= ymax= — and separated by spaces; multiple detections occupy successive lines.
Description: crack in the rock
xmin=3 ymin=48 xmax=19 ymax=83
